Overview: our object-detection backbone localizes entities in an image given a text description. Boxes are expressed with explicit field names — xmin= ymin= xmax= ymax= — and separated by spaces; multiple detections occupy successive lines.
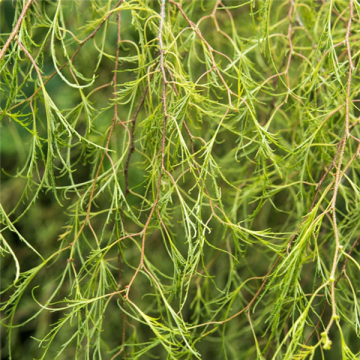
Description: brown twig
xmin=1 ymin=0 xmax=124 ymax=116
xmin=169 ymin=0 xmax=233 ymax=107
xmin=68 ymin=1 xmax=126 ymax=259
xmin=125 ymin=0 xmax=168 ymax=297
xmin=189 ymin=256 xmax=281 ymax=329
xmin=0 ymin=0 xmax=34 ymax=61
xmin=327 ymin=2 xmax=353 ymax=322
xmin=124 ymin=82 xmax=151 ymax=197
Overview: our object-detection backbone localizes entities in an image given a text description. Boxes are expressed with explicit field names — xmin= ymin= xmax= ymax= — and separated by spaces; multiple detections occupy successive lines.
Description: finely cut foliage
xmin=1 ymin=0 xmax=360 ymax=359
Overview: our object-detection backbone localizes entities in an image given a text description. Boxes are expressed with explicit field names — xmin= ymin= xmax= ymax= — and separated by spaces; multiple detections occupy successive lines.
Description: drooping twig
xmin=124 ymin=82 xmax=151 ymax=197
xmin=125 ymin=0 xmax=168 ymax=296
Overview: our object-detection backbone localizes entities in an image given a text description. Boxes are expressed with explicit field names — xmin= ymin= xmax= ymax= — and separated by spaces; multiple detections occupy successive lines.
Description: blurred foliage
xmin=1 ymin=0 xmax=360 ymax=359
